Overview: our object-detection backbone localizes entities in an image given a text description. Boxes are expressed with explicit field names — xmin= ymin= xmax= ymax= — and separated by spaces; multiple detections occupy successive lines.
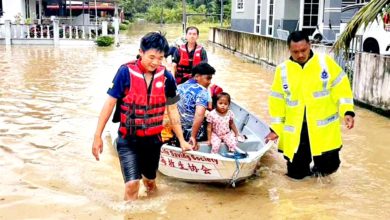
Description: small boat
xmin=158 ymin=102 xmax=273 ymax=186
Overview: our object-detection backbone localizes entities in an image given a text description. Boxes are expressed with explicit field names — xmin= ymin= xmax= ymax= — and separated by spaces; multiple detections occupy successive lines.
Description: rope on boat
xmin=230 ymin=156 xmax=241 ymax=187
xmin=229 ymin=147 xmax=248 ymax=187
xmin=220 ymin=147 xmax=248 ymax=187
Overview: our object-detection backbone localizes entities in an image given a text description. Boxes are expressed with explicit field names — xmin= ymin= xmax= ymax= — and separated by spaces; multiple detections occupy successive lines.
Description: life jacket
xmin=118 ymin=60 xmax=166 ymax=138
xmin=176 ymin=44 xmax=203 ymax=84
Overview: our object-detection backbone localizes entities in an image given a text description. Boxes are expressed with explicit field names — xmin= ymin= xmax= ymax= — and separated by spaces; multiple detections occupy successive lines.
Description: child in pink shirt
xmin=206 ymin=92 xmax=242 ymax=153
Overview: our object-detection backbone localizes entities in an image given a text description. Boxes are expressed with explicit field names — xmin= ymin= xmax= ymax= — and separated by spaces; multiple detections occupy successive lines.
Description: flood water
xmin=1 ymin=23 xmax=389 ymax=219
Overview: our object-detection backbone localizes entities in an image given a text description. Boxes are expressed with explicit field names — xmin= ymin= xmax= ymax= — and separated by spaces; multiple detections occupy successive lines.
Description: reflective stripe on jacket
xmin=118 ymin=61 xmax=166 ymax=138
xmin=268 ymin=54 xmax=354 ymax=161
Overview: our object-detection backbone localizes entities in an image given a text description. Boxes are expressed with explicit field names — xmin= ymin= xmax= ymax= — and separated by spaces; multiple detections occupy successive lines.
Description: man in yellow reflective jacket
xmin=266 ymin=31 xmax=355 ymax=180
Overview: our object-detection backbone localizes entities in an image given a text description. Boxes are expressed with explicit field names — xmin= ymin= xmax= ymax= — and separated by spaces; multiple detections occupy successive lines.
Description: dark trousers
xmin=286 ymin=122 xmax=341 ymax=179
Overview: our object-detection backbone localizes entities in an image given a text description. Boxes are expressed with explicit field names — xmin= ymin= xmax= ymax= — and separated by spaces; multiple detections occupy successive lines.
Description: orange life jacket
xmin=118 ymin=61 xmax=166 ymax=138
xmin=176 ymin=44 xmax=203 ymax=84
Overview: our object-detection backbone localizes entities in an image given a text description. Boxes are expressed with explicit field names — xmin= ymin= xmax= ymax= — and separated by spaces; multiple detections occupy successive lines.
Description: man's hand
xmin=180 ymin=138 xmax=194 ymax=152
xmin=92 ymin=136 xmax=103 ymax=161
xmin=265 ymin=131 xmax=278 ymax=144
xmin=344 ymin=115 xmax=354 ymax=129
xmin=189 ymin=136 xmax=199 ymax=151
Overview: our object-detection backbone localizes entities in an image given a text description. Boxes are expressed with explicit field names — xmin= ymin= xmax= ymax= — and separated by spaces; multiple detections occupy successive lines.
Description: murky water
xmin=1 ymin=23 xmax=389 ymax=219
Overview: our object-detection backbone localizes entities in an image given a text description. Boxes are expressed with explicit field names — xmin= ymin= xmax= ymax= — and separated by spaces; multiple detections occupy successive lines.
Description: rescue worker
xmin=172 ymin=26 xmax=208 ymax=85
xmin=92 ymin=32 xmax=193 ymax=201
xmin=266 ymin=31 xmax=355 ymax=180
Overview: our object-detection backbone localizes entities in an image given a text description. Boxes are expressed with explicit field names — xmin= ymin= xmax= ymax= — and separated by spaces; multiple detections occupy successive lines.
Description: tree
xmin=119 ymin=0 xmax=150 ymax=19
xmin=120 ymin=0 xmax=231 ymax=23
xmin=333 ymin=0 xmax=390 ymax=55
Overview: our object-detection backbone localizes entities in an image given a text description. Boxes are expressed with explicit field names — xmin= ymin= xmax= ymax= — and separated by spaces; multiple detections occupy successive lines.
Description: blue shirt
xmin=177 ymin=78 xmax=209 ymax=128
xmin=108 ymin=64 xmax=180 ymax=122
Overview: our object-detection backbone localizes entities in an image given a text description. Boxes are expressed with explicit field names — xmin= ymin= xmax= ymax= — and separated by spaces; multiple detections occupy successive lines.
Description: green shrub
xmin=119 ymin=23 xmax=128 ymax=30
xmin=122 ymin=20 xmax=130 ymax=25
xmin=96 ymin=36 xmax=114 ymax=47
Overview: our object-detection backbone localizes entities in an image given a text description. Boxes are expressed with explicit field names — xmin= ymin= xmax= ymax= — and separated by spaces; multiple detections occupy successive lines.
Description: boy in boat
xmin=177 ymin=63 xmax=216 ymax=148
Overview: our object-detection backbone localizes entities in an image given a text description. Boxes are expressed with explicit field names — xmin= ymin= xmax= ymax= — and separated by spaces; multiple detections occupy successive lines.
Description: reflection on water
xmin=0 ymin=23 xmax=389 ymax=219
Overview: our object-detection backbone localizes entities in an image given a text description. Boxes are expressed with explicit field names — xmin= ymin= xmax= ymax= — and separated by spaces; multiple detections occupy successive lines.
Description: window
xmin=254 ymin=0 xmax=262 ymax=34
xmin=237 ymin=0 xmax=244 ymax=12
xmin=267 ymin=0 xmax=274 ymax=36
xmin=25 ymin=0 xmax=30 ymax=18
xmin=0 ymin=0 xmax=3 ymax=17
xmin=301 ymin=0 xmax=320 ymax=36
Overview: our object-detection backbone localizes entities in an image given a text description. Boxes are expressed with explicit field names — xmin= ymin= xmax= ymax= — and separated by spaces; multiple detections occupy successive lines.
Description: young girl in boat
xmin=206 ymin=92 xmax=243 ymax=153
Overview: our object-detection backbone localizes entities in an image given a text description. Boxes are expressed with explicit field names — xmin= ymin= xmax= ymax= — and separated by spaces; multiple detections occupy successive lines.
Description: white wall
xmin=231 ymin=0 xmax=256 ymax=20
xmin=1 ymin=0 xmax=25 ymax=22
xmin=274 ymin=0 xmax=285 ymax=20
xmin=284 ymin=0 xmax=300 ymax=20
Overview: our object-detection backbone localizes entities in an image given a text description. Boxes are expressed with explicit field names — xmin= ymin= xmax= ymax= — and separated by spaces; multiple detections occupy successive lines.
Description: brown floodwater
xmin=0 ymin=23 xmax=389 ymax=220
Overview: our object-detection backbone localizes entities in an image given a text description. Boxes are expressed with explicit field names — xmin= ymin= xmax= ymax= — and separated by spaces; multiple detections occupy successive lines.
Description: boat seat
xmin=237 ymin=134 xmax=261 ymax=151
xmin=197 ymin=133 xmax=261 ymax=153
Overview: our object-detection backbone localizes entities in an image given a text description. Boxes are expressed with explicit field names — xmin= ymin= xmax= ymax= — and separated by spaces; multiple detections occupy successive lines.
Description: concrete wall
xmin=231 ymin=19 xmax=254 ymax=33
xmin=209 ymin=27 xmax=289 ymax=68
xmin=353 ymin=53 xmax=390 ymax=113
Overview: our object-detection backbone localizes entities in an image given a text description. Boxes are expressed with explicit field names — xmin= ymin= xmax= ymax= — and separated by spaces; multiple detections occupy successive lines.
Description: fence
xmin=0 ymin=19 xmax=119 ymax=46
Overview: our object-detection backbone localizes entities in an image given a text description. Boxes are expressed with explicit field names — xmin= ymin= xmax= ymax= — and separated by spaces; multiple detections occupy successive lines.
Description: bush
xmin=119 ymin=23 xmax=128 ymax=30
xmin=122 ymin=20 xmax=130 ymax=25
xmin=96 ymin=36 xmax=114 ymax=47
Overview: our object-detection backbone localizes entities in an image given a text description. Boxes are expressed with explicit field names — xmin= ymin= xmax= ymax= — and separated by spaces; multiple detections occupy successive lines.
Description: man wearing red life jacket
xmin=92 ymin=32 xmax=193 ymax=201
xmin=172 ymin=26 xmax=208 ymax=85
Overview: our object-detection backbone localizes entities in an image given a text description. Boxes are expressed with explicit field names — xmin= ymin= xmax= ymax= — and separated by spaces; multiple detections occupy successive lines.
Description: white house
xmin=231 ymin=0 xmax=370 ymax=40
xmin=0 ymin=0 xmax=118 ymax=24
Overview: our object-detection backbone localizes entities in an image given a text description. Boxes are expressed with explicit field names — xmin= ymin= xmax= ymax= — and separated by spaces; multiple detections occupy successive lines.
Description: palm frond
xmin=333 ymin=0 xmax=390 ymax=55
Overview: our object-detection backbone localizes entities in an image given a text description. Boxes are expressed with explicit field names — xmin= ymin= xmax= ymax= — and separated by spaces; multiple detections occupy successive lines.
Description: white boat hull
xmin=158 ymin=102 xmax=273 ymax=184
xmin=159 ymin=142 xmax=272 ymax=183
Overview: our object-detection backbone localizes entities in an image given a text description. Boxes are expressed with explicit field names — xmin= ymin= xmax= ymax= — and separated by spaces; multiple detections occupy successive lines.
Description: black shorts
xmin=116 ymin=135 xmax=163 ymax=183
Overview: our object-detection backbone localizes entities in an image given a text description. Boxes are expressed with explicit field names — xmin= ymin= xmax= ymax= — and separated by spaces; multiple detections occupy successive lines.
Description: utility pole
xmin=220 ymin=0 xmax=224 ymax=27
xmin=160 ymin=1 xmax=163 ymax=27
xmin=182 ymin=0 xmax=186 ymax=34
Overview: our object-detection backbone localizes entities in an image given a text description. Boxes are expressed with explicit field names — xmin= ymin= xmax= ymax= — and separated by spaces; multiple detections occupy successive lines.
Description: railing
xmin=8 ymin=24 xmax=100 ymax=40
xmin=0 ymin=19 xmax=119 ymax=45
